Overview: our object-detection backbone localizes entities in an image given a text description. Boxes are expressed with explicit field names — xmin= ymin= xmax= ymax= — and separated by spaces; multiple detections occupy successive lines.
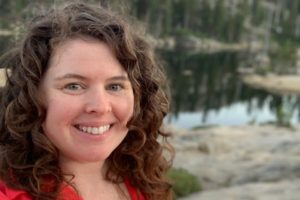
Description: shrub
xmin=167 ymin=168 xmax=202 ymax=199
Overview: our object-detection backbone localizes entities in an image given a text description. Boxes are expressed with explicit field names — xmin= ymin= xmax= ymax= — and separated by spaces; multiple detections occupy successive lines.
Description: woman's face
xmin=39 ymin=37 xmax=134 ymax=165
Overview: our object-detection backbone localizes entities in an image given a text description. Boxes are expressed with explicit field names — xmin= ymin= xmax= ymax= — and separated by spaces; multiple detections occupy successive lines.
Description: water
xmin=165 ymin=97 xmax=300 ymax=129
xmin=160 ymin=49 xmax=300 ymax=129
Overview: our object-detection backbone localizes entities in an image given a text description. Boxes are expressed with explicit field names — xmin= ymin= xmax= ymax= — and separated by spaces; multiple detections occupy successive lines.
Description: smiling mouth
xmin=75 ymin=124 xmax=111 ymax=135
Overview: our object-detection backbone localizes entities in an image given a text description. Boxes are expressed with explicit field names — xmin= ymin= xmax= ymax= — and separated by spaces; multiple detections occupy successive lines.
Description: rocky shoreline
xmin=147 ymin=35 xmax=263 ymax=54
xmin=242 ymin=74 xmax=300 ymax=95
xmin=166 ymin=124 xmax=300 ymax=200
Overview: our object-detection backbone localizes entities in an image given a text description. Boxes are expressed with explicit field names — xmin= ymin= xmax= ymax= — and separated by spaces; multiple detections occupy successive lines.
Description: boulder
xmin=166 ymin=124 xmax=300 ymax=199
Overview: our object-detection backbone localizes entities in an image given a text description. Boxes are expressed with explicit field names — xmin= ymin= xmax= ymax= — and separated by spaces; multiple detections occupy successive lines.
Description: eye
xmin=64 ymin=83 xmax=84 ymax=91
xmin=107 ymin=83 xmax=123 ymax=91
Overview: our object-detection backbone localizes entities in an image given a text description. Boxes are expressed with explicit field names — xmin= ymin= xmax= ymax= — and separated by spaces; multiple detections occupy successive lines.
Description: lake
xmin=160 ymin=49 xmax=300 ymax=129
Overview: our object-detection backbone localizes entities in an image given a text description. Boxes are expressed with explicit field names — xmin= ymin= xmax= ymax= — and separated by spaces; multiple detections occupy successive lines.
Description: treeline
xmin=112 ymin=0 xmax=300 ymax=44
xmin=127 ymin=0 xmax=246 ymax=42
xmin=1 ymin=0 xmax=300 ymax=43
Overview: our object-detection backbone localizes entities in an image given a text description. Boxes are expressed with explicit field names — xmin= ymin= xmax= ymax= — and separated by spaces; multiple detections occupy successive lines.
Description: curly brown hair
xmin=0 ymin=2 xmax=173 ymax=200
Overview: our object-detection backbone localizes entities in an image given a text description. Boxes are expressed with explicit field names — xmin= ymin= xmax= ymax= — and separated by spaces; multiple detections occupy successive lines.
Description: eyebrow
xmin=54 ymin=74 xmax=87 ymax=81
xmin=54 ymin=73 xmax=130 ymax=82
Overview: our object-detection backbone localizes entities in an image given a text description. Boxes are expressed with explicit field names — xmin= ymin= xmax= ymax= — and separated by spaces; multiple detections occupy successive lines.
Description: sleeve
xmin=0 ymin=191 xmax=9 ymax=200
xmin=0 ymin=181 xmax=32 ymax=200
xmin=124 ymin=178 xmax=146 ymax=200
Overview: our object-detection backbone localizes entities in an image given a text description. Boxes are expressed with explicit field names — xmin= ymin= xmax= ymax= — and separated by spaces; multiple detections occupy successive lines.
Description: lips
xmin=75 ymin=124 xmax=111 ymax=135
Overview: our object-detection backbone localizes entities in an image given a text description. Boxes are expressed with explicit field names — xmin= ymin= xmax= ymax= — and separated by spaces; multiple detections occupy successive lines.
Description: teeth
xmin=78 ymin=125 xmax=110 ymax=135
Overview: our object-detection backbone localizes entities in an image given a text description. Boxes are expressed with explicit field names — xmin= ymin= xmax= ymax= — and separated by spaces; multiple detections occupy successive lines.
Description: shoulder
xmin=0 ymin=180 xmax=83 ymax=200
xmin=0 ymin=181 xmax=32 ymax=200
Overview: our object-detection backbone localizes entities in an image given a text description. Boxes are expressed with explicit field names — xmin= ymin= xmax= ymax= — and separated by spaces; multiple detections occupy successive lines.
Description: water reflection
xmin=159 ymin=49 xmax=300 ymax=128
xmin=160 ymin=49 xmax=241 ymax=114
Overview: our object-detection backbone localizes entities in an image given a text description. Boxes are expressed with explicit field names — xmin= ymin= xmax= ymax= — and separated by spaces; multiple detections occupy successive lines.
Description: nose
xmin=84 ymin=88 xmax=112 ymax=114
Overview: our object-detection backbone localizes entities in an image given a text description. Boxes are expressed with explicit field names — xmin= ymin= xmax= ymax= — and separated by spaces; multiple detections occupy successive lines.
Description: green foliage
xmin=269 ymin=95 xmax=297 ymax=128
xmin=167 ymin=168 xmax=201 ymax=199
xmin=269 ymin=39 xmax=297 ymax=72
xmin=254 ymin=66 xmax=271 ymax=75
xmin=276 ymin=105 xmax=293 ymax=127
xmin=251 ymin=0 xmax=265 ymax=26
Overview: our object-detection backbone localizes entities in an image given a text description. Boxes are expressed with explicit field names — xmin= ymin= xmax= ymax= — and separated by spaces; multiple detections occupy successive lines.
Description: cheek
xmin=115 ymin=95 xmax=134 ymax=123
xmin=44 ymin=95 xmax=80 ymax=126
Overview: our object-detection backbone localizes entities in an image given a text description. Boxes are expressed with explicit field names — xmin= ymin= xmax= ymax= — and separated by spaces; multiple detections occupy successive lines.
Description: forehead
xmin=45 ymin=37 xmax=128 ymax=78
xmin=51 ymin=36 xmax=108 ymax=57
xmin=50 ymin=37 xmax=111 ymax=65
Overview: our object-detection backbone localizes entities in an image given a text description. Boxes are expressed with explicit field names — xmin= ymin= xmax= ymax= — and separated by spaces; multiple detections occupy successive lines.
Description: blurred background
xmin=1 ymin=0 xmax=300 ymax=129
xmin=2 ymin=1 xmax=300 ymax=199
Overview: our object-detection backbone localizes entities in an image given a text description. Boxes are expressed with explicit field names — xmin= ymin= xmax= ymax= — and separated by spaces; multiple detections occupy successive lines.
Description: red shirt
xmin=0 ymin=179 xmax=145 ymax=200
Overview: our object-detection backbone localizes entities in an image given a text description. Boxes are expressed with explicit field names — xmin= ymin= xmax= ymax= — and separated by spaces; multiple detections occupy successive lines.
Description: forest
xmin=1 ymin=0 xmax=300 ymax=43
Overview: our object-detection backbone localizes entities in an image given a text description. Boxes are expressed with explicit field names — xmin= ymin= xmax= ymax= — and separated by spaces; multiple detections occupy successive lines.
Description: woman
xmin=0 ymin=2 xmax=173 ymax=200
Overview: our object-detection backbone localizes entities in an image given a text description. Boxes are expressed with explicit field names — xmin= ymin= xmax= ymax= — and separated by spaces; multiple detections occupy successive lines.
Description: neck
xmin=59 ymin=160 xmax=127 ymax=200
xmin=60 ymin=158 xmax=108 ymax=185
xmin=64 ymin=161 xmax=105 ymax=175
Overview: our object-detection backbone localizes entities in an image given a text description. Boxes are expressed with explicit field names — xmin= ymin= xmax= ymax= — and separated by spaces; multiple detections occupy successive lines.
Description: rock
xmin=167 ymin=124 xmax=300 ymax=199
xmin=242 ymin=74 xmax=300 ymax=95
xmin=179 ymin=179 xmax=300 ymax=200
xmin=231 ymin=157 xmax=300 ymax=185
